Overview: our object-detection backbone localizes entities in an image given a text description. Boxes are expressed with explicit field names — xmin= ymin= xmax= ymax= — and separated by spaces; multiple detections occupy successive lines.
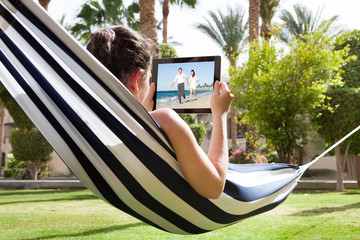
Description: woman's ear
xmin=127 ymin=70 xmax=143 ymax=94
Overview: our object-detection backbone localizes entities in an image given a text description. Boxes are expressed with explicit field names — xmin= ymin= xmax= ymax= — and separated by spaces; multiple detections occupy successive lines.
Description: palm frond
xmin=69 ymin=0 xmax=140 ymax=45
xmin=169 ymin=0 xmax=197 ymax=8
xmin=195 ymin=6 xmax=248 ymax=65
xmin=279 ymin=4 xmax=340 ymax=43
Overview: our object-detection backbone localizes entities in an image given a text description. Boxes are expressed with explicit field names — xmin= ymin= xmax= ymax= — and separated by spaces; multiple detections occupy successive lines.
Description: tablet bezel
xmin=151 ymin=56 xmax=221 ymax=114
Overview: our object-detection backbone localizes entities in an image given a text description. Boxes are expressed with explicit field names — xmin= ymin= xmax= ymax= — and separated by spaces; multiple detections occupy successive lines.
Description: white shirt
xmin=173 ymin=73 xmax=187 ymax=84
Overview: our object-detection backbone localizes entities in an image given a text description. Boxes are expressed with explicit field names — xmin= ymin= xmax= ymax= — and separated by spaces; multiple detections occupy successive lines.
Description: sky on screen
xmin=156 ymin=61 xmax=214 ymax=91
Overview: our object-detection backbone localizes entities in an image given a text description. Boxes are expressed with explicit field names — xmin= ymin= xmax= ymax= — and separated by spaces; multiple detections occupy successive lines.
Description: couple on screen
xmin=170 ymin=68 xmax=199 ymax=104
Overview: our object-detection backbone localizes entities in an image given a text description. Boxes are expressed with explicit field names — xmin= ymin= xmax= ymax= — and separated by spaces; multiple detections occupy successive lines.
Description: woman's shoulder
xmin=150 ymin=108 xmax=184 ymax=131
xmin=150 ymin=108 xmax=178 ymax=120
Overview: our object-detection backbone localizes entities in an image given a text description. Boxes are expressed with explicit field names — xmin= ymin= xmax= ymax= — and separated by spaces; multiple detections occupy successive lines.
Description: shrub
xmin=4 ymin=168 xmax=12 ymax=178
xmin=6 ymin=153 xmax=26 ymax=168
xmin=0 ymin=82 xmax=34 ymax=130
xmin=181 ymin=114 xmax=209 ymax=145
xmin=4 ymin=153 xmax=29 ymax=179
xmin=229 ymin=149 xmax=258 ymax=164
xmin=10 ymin=129 xmax=53 ymax=179
xmin=160 ymin=43 xmax=178 ymax=58
xmin=259 ymin=145 xmax=280 ymax=163
xmin=189 ymin=123 xmax=207 ymax=145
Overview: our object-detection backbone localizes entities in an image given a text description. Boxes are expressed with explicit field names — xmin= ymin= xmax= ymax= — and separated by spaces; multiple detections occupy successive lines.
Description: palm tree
xmin=279 ymin=4 xmax=339 ymax=43
xmin=139 ymin=0 xmax=158 ymax=43
xmin=196 ymin=7 xmax=248 ymax=67
xmin=249 ymin=0 xmax=260 ymax=42
xmin=161 ymin=0 xmax=197 ymax=43
xmin=196 ymin=6 xmax=248 ymax=152
xmin=139 ymin=0 xmax=159 ymax=58
xmin=246 ymin=0 xmax=260 ymax=153
xmin=260 ymin=0 xmax=280 ymax=40
xmin=70 ymin=0 xmax=140 ymax=44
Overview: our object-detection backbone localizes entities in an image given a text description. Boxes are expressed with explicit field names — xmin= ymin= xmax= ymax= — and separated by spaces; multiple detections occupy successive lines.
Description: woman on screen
xmin=87 ymin=25 xmax=235 ymax=199
xmin=189 ymin=69 xmax=199 ymax=102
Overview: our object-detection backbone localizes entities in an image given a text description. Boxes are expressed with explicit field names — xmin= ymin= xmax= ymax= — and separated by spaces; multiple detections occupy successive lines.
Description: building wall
xmin=48 ymin=152 xmax=71 ymax=177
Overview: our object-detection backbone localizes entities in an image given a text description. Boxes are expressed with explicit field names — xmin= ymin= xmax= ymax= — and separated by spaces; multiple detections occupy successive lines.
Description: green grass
xmin=0 ymin=189 xmax=359 ymax=239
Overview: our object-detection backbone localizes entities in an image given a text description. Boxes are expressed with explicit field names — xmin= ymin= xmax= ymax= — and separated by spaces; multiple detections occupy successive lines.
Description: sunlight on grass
xmin=0 ymin=189 xmax=359 ymax=239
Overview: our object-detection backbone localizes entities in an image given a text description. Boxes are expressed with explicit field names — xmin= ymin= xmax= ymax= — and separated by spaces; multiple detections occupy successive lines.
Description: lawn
xmin=0 ymin=189 xmax=359 ymax=239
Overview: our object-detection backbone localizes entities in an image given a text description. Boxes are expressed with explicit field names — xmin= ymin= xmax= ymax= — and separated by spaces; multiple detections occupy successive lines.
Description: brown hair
xmin=87 ymin=26 xmax=153 ymax=85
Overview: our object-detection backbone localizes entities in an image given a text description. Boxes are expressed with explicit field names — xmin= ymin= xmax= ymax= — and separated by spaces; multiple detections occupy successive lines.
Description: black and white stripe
xmin=0 ymin=0 xmax=311 ymax=234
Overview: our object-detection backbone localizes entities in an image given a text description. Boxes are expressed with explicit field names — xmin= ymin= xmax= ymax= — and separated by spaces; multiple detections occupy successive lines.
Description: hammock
xmin=0 ymin=0 xmax=358 ymax=235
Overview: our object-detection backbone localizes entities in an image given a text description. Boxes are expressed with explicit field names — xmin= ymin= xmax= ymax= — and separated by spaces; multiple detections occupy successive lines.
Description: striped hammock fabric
xmin=0 ymin=0 xmax=358 ymax=235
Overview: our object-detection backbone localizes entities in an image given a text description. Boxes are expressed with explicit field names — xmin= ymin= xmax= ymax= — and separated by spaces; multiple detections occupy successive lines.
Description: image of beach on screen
xmin=152 ymin=56 xmax=220 ymax=113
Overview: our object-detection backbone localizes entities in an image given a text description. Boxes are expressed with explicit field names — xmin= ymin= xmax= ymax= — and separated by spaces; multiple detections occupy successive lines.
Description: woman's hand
xmin=142 ymin=82 xmax=156 ymax=112
xmin=256 ymin=156 xmax=268 ymax=164
xmin=210 ymin=81 xmax=234 ymax=117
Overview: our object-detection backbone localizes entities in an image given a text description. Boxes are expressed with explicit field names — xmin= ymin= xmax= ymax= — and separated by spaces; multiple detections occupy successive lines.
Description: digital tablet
xmin=151 ymin=56 xmax=221 ymax=114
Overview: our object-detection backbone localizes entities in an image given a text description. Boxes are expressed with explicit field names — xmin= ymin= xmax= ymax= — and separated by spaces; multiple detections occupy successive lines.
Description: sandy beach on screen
xmin=158 ymin=93 xmax=212 ymax=109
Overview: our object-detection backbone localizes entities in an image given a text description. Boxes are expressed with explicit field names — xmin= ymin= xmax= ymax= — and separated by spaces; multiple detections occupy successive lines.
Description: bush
xmin=5 ymin=153 xmax=29 ymax=179
xmin=0 ymin=82 xmax=34 ymax=130
xmin=11 ymin=129 xmax=52 ymax=162
xmin=180 ymin=114 xmax=209 ymax=145
xmin=228 ymin=147 xmax=292 ymax=165
xmin=4 ymin=168 xmax=12 ymax=178
xmin=160 ymin=43 xmax=178 ymax=58
xmin=229 ymin=149 xmax=259 ymax=164
xmin=6 ymin=153 xmax=26 ymax=168
xmin=189 ymin=123 xmax=207 ymax=145
xmin=10 ymin=129 xmax=53 ymax=179
xmin=259 ymin=145 xmax=280 ymax=164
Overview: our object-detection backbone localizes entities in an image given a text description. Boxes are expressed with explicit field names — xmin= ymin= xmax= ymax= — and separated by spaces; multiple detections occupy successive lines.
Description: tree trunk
xmin=139 ymin=0 xmax=159 ymax=57
xmin=230 ymin=109 xmax=237 ymax=151
xmin=27 ymin=161 xmax=40 ymax=180
xmin=162 ymin=0 xmax=169 ymax=44
xmin=343 ymin=139 xmax=352 ymax=169
xmin=0 ymin=108 xmax=5 ymax=172
xmin=249 ymin=0 xmax=260 ymax=42
xmin=39 ymin=0 xmax=50 ymax=11
xmin=246 ymin=0 xmax=260 ymax=153
xmin=335 ymin=144 xmax=344 ymax=191
xmin=140 ymin=0 xmax=158 ymax=43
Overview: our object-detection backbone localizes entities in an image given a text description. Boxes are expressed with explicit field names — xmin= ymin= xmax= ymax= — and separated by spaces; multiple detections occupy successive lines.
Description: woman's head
xmin=87 ymin=26 xmax=153 ymax=93
xmin=191 ymin=70 xmax=195 ymax=77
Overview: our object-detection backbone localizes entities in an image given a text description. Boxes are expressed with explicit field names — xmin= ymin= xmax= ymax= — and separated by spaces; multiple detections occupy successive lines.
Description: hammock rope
xmin=0 ymin=0 xmax=358 ymax=235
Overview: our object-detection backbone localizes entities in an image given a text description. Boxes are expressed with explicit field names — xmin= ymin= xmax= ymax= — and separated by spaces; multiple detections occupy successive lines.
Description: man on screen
xmin=170 ymin=68 xmax=189 ymax=104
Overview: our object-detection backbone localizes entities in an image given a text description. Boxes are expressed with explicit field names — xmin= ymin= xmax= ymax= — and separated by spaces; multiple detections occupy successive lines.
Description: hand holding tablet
xmin=151 ymin=56 xmax=221 ymax=114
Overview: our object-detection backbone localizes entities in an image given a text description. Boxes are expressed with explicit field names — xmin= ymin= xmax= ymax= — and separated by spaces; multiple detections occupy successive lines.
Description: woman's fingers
xmin=213 ymin=80 xmax=220 ymax=95
xmin=256 ymin=156 xmax=268 ymax=164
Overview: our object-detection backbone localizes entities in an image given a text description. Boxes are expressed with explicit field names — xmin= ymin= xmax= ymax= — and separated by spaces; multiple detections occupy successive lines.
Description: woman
xmin=189 ymin=69 xmax=199 ymax=102
xmin=87 ymin=26 xmax=233 ymax=199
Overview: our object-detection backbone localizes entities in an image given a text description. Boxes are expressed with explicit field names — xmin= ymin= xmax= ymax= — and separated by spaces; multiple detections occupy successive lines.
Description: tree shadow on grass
xmin=0 ymin=189 xmax=84 ymax=197
xmin=292 ymin=190 xmax=334 ymax=195
xmin=0 ymin=193 xmax=98 ymax=205
xmin=342 ymin=190 xmax=360 ymax=195
xmin=21 ymin=222 xmax=147 ymax=240
xmin=290 ymin=202 xmax=360 ymax=216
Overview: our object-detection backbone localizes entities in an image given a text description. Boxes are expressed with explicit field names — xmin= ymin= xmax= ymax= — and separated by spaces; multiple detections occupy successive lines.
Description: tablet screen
xmin=151 ymin=56 xmax=221 ymax=113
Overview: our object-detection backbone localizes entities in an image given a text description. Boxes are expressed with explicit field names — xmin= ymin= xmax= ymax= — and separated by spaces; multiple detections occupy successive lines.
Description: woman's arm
xmin=150 ymin=81 xmax=233 ymax=199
